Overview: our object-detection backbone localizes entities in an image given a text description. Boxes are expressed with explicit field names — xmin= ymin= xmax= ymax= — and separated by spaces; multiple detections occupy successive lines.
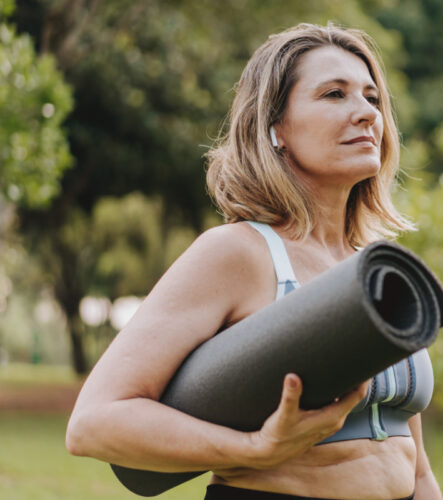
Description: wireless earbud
xmin=270 ymin=125 xmax=279 ymax=148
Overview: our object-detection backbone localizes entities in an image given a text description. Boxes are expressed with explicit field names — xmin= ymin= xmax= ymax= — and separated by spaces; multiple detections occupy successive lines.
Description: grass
xmin=0 ymin=363 xmax=210 ymax=499
xmin=0 ymin=412 xmax=211 ymax=500
xmin=0 ymin=363 xmax=442 ymax=499
xmin=0 ymin=362 xmax=79 ymax=387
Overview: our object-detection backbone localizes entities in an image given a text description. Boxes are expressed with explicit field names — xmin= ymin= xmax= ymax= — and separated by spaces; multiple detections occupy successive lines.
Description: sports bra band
xmin=246 ymin=221 xmax=300 ymax=300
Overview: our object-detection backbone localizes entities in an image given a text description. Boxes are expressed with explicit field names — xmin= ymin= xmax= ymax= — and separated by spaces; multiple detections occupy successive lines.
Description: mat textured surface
xmin=111 ymin=241 xmax=443 ymax=496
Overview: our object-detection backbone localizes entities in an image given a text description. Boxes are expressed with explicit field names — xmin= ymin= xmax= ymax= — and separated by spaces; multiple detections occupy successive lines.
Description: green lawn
xmin=0 ymin=412 xmax=210 ymax=500
xmin=0 ymin=363 xmax=77 ymax=386
xmin=0 ymin=364 xmax=211 ymax=499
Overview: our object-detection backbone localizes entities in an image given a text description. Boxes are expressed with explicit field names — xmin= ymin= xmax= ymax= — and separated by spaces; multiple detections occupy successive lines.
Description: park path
xmin=0 ymin=381 xmax=83 ymax=413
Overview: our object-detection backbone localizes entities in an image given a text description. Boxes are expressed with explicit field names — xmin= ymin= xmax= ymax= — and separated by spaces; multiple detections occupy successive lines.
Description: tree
xmin=0 ymin=0 xmax=73 ymax=364
xmin=11 ymin=0 xmax=411 ymax=373
xmin=395 ymin=174 xmax=443 ymax=411
xmin=371 ymin=0 xmax=443 ymax=177
xmin=0 ymin=1 xmax=72 ymax=208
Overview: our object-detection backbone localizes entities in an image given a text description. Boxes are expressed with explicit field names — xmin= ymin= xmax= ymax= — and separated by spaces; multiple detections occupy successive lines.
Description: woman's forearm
xmin=414 ymin=469 xmax=442 ymax=500
xmin=66 ymin=397 xmax=255 ymax=472
xmin=66 ymin=374 xmax=365 ymax=474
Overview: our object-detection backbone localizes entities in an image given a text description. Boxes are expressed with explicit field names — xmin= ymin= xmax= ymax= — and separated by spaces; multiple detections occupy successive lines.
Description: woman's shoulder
xmin=192 ymin=221 xmax=266 ymax=261
xmin=185 ymin=221 xmax=274 ymax=294
xmin=153 ymin=222 xmax=274 ymax=328
xmin=189 ymin=222 xmax=275 ymax=323
xmin=156 ymin=222 xmax=268 ymax=290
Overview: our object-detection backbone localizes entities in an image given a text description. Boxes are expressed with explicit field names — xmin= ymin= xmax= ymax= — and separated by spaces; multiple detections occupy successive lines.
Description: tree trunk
xmin=67 ymin=312 xmax=88 ymax=375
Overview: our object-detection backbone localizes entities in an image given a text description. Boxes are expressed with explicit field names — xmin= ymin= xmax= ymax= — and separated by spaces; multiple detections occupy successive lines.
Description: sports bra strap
xmin=246 ymin=221 xmax=300 ymax=299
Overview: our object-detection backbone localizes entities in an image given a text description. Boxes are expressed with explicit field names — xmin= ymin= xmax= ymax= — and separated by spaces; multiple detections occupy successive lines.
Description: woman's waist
xmin=211 ymin=436 xmax=416 ymax=499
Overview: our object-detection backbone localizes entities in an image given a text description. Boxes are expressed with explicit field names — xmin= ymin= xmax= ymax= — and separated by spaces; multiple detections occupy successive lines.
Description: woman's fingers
xmin=280 ymin=374 xmax=303 ymax=410
xmin=276 ymin=375 xmax=368 ymax=429
xmin=248 ymin=375 xmax=372 ymax=469
xmin=276 ymin=376 xmax=369 ymax=438
xmin=271 ymin=374 xmax=303 ymax=429
xmin=311 ymin=380 xmax=370 ymax=433
xmin=331 ymin=380 xmax=370 ymax=414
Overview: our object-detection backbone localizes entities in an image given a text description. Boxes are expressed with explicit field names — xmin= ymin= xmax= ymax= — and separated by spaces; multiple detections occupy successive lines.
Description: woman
xmin=66 ymin=24 xmax=442 ymax=499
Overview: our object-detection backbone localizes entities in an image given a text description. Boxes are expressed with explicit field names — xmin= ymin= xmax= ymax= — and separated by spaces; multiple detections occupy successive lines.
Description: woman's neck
xmin=280 ymin=182 xmax=355 ymax=259
xmin=310 ymin=184 xmax=355 ymax=258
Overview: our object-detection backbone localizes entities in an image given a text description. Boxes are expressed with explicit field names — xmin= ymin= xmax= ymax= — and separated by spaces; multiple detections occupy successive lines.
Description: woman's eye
xmin=366 ymin=95 xmax=380 ymax=107
xmin=324 ymin=90 xmax=344 ymax=98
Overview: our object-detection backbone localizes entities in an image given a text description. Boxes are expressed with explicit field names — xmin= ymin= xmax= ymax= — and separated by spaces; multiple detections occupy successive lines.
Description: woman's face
xmin=275 ymin=46 xmax=384 ymax=188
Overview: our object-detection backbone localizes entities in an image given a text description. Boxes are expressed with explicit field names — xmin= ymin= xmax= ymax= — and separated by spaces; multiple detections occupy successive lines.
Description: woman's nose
xmin=351 ymin=96 xmax=379 ymax=125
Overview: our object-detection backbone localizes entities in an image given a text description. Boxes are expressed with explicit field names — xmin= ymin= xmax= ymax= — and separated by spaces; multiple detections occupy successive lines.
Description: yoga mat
xmin=111 ymin=240 xmax=443 ymax=496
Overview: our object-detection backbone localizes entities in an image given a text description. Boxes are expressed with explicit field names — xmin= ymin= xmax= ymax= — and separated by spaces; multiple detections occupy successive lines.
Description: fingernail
xmin=287 ymin=375 xmax=297 ymax=388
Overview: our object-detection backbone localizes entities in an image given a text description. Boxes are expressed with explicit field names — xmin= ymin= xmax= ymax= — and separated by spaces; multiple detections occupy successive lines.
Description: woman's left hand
xmin=213 ymin=374 xmax=369 ymax=477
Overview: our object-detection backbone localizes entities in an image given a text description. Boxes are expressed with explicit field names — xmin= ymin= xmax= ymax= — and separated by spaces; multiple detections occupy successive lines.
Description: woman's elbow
xmin=65 ymin=410 xmax=94 ymax=457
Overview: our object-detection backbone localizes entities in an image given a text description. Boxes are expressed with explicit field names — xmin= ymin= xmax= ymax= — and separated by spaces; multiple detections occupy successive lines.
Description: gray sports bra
xmin=247 ymin=221 xmax=434 ymax=444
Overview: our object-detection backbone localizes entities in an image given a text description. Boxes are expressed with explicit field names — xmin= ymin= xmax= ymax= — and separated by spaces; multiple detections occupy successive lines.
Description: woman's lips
xmin=343 ymin=136 xmax=376 ymax=145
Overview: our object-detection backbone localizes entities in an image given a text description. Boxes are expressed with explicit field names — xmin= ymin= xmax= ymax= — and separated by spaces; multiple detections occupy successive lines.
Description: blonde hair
xmin=206 ymin=23 xmax=414 ymax=246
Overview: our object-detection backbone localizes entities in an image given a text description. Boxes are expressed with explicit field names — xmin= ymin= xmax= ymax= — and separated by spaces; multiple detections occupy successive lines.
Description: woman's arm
xmin=409 ymin=414 xmax=442 ymax=500
xmin=66 ymin=223 xmax=366 ymax=473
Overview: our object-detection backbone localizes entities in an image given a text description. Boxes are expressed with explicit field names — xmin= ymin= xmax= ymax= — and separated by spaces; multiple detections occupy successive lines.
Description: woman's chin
xmin=349 ymin=160 xmax=381 ymax=182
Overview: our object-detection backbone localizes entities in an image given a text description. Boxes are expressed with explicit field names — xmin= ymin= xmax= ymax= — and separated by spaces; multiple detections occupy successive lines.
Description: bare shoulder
xmin=183 ymin=221 xmax=264 ymax=264
xmin=189 ymin=221 xmax=275 ymax=302
xmin=151 ymin=222 xmax=270 ymax=301
xmin=75 ymin=222 xmax=274 ymax=404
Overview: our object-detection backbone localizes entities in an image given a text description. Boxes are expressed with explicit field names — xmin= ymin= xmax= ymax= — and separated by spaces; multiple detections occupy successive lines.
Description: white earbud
xmin=270 ymin=125 xmax=279 ymax=148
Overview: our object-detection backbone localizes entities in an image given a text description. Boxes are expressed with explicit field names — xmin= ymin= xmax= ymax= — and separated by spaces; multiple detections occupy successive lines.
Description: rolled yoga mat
xmin=111 ymin=240 xmax=443 ymax=496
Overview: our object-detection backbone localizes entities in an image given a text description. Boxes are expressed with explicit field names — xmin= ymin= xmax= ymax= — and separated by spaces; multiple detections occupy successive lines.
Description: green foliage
xmin=80 ymin=192 xmax=200 ymax=299
xmin=0 ymin=291 xmax=70 ymax=364
xmin=13 ymin=0 xmax=409 ymax=222
xmin=375 ymin=0 xmax=443 ymax=175
xmin=0 ymin=20 xmax=73 ymax=207
xmin=395 ymin=170 xmax=443 ymax=411
xmin=0 ymin=0 xmax=15 ymax=18
xmin=92 ymin=193 xmax=164 ymax=298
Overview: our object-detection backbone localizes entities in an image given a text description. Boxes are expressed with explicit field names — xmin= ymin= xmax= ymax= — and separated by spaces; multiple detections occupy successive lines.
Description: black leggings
xmin=204 ymin=484 xmax=415 ymax=500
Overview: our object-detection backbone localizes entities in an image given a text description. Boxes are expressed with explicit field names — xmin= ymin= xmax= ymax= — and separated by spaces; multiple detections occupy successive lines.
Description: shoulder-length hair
xmin=206 ymin=23 xmax=414 ymax=246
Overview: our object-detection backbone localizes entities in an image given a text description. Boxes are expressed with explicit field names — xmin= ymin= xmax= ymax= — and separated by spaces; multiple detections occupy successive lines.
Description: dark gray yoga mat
xmin=111 ymin=241 xmax=443 ymax=496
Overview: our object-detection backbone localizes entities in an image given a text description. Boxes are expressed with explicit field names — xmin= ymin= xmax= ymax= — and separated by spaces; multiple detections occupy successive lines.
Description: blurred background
xmin=0 ymin=0 xmax=442 ymax=498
